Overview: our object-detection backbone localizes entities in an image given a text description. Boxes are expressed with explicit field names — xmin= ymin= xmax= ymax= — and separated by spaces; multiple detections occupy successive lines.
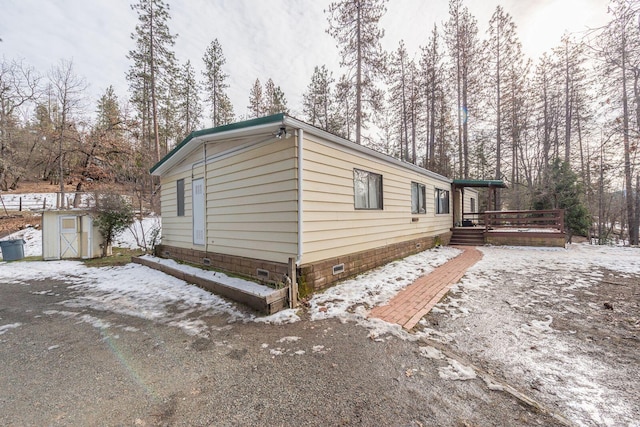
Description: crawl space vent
xmin=256 ymin=268 xmax=270 ymax=279
xmin=332 ymin=263 xmax=345 ymax=275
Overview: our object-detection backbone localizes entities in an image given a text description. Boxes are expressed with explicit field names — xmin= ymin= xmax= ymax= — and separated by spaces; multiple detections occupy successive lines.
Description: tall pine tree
xmin=326 ymin=0 xmax=387 ymax=144
xmin=303 ymin=65 xmax=334 ymax=131
xmin=127 ymin=0 xmax=177 ymax=163
xmin=176 ymin=60 xmax=201 ymax=136
xmin=202 ymin=39 xmax=234 ymax=127
xmin=444 ymin=0 xmax=482 ymax=178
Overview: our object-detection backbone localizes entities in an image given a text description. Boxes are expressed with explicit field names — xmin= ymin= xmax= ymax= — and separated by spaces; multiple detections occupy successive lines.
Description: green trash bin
xmin=0 ymin=239 xmax=25 ymax=261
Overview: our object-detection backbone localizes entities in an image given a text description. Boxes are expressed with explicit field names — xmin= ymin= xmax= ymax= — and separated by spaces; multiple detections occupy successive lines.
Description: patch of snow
xmin=520 ymin=315 xmax=554 ymax=337
xmin=167 ymin=319 xmax=209 ymax=337
xmin=141 ymin=255 xmax=276 ymax=298
xmin=308 ymin=246 xmax=460 ymax=327
xmin=419 ymin=345 xmax=445 ymax=360
xmin=0 ymin=193 xmax=61 ymax=210
xmin=113 ymin=217 xmax=161 ymax=250
xmin=483 ymin=377 xmax=505 ymax=392
xmin=438 ymin=359 xmax=477 ymax=381
xmin=0 ymin=226 xmax=42 ymax=259
xmin=0 ymin=322 xmax=22 ymax=335
xmin=277 ymin=336 xmax=301 ymax=343
xmin=252 ymin=309 xmax=300 ymax=325
xmin=47 ymin=345 xmax=60 ymax=351
xmin=1 ymin=261 xmax=247 ymax=337
xmin=77 ymin=314 xmax=111 ymax=330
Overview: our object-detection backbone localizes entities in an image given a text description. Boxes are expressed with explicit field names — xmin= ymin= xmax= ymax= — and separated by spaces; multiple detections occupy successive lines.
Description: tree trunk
xmin=355 ymin=0 xmax=362 ymax=145
xmin=621 ymin=23 xmax=637 ymax=245
xmin=150 ymin=2 xmax=161 ymax=162
xmin=564 ymin=40 xmax=572 ymax=163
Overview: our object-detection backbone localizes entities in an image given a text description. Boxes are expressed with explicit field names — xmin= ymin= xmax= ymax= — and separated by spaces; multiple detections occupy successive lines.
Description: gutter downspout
xmin=203 ymin=142 xmax=208 ymax=253
xmin=296 ymin=128 xmax=304 ymax=266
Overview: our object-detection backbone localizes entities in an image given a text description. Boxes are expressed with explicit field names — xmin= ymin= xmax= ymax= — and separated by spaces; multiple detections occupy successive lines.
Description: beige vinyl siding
xmin=463 ymin=188 xmax=479 ymax=213
xmin=302 ymin=135 xmax=451 ymax=264
xmin=205 ymin=139 xmax=297 ymax=263
xmin=159 ymin=145 xmax=205 ymax=248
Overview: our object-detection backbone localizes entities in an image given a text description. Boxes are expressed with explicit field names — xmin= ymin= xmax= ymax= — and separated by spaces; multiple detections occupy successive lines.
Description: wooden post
xmin=19 ymin=197 xmax=22 ymax=212
xmin=0 ymin=195 xmax=8 ymax=216
xmin=288 ymin=257 xmax=298 ymax=309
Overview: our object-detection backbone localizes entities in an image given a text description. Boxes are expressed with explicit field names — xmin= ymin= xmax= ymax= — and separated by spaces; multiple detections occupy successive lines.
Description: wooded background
xmin=0 ymin=0 xmax=638 ymax=244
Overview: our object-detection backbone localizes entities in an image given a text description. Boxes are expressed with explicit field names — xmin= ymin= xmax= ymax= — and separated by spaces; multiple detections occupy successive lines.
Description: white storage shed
xmin=42 ymin=210 xmax=103 ymax=260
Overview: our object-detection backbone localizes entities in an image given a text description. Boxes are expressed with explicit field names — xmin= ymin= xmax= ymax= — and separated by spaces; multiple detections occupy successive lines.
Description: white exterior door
xmin=59 ymin=216 xmax=79 ymax=258
xmin=192 ymin=178 xmax=205 ymax=245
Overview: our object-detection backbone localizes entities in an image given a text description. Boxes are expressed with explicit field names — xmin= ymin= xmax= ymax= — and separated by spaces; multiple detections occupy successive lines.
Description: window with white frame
xmin=177 ymin=179 xmax=185 ymax=217
xmin=354 ymin=169 xmax=383 ymax=210
xmin=435 ymin=188 xmax=450 ymax=214
xmin=411 ymin=182 xmax=426 ymax=214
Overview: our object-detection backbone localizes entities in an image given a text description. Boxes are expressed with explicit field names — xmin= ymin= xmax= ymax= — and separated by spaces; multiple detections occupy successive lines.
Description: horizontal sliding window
xmin=354 ymin=169 xmax=383 ymax=210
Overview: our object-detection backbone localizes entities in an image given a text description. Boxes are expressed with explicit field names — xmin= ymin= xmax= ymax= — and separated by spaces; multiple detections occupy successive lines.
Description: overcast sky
xmin=1 ymin=0 xmax=610 ymax=126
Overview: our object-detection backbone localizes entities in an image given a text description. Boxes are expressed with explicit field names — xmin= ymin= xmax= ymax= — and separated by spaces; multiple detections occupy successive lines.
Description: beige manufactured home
xmin=151 ymin=114 xmax=477 ymax=292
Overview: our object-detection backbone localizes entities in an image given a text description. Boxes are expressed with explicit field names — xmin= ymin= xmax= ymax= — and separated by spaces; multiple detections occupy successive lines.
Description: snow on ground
xmin=0 ymin=193 xmax=63 ymax=210
xmin=113 ymin=217 xmax=161 ymax=250
xmin=309 ymin=246 xmax=461 ymax=323
xmin=426 ymin=244 xmax=640 ymax=427
xmin=1 ymin=226 xmax=42 ymax=258
xmin=0 ymin=322 xmax=22 ymax=336
xmin=0 ymin=260 xmax=246 ymax=336
xmin=140 ymin=255 xmax=276 ymax=297
xmin=0 ymin=217 xmax=161 ymax=260
xmin=2 ymin=214 xmax=639 ymax=424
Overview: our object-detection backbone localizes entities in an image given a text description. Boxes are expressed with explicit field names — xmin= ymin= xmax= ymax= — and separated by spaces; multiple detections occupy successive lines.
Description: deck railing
xmin=460 ymin=209 xmax=565 ymax=232
xmin=484 ymin=209 xmax=565 ymax=231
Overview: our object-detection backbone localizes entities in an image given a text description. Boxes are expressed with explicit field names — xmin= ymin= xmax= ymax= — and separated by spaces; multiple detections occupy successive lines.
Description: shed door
xmin=59 ymin=216 xmax=79 ymax=258
xmin=193 ymin=178 xmax=205 ymax=245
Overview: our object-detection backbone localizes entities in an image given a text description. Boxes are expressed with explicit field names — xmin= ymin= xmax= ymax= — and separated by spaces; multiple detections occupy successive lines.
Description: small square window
xmin=411 ymin=182 xmax=426 ymax=214
xmin=61 ymin=217 xmax=77 ymax=232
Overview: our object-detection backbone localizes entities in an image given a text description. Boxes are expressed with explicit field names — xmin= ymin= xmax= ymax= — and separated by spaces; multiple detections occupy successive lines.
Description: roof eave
xmin=282 ymin=116 xmax=452 ymax=183
xmin=150 ymin=113 xmax=286 ymax=176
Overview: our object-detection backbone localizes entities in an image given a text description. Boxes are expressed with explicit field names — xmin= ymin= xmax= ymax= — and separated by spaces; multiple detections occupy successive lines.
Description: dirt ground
xmin=421 ymin=249 xmax=640 ymax=427
xmin=0 ymin=213 xmax=40 ymax=239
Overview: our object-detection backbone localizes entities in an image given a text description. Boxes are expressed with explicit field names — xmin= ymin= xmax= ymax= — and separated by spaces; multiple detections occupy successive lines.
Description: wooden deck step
xmin=450 ymin=228 xmax=485 ymax=246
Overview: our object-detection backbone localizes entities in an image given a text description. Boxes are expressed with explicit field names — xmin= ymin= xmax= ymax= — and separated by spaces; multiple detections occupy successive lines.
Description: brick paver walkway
xmin=369 ymin=246 xmax=483 ymax=330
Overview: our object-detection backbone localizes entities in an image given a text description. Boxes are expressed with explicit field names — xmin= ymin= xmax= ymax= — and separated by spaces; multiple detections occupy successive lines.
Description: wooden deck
xmin=452 ymin=209 xmax=566 ymax=247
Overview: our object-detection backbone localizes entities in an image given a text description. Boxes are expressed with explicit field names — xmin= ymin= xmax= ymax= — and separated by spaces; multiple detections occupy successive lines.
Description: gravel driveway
xmin=0 ymin=272 xmax=561 ymax=426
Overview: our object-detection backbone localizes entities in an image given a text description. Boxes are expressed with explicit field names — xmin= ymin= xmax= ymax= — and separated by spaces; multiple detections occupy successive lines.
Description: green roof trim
xmin=453 ymin=179 xmax=507 ymax=188
xmin=149 ymin=113 xmax=286 ymax=174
